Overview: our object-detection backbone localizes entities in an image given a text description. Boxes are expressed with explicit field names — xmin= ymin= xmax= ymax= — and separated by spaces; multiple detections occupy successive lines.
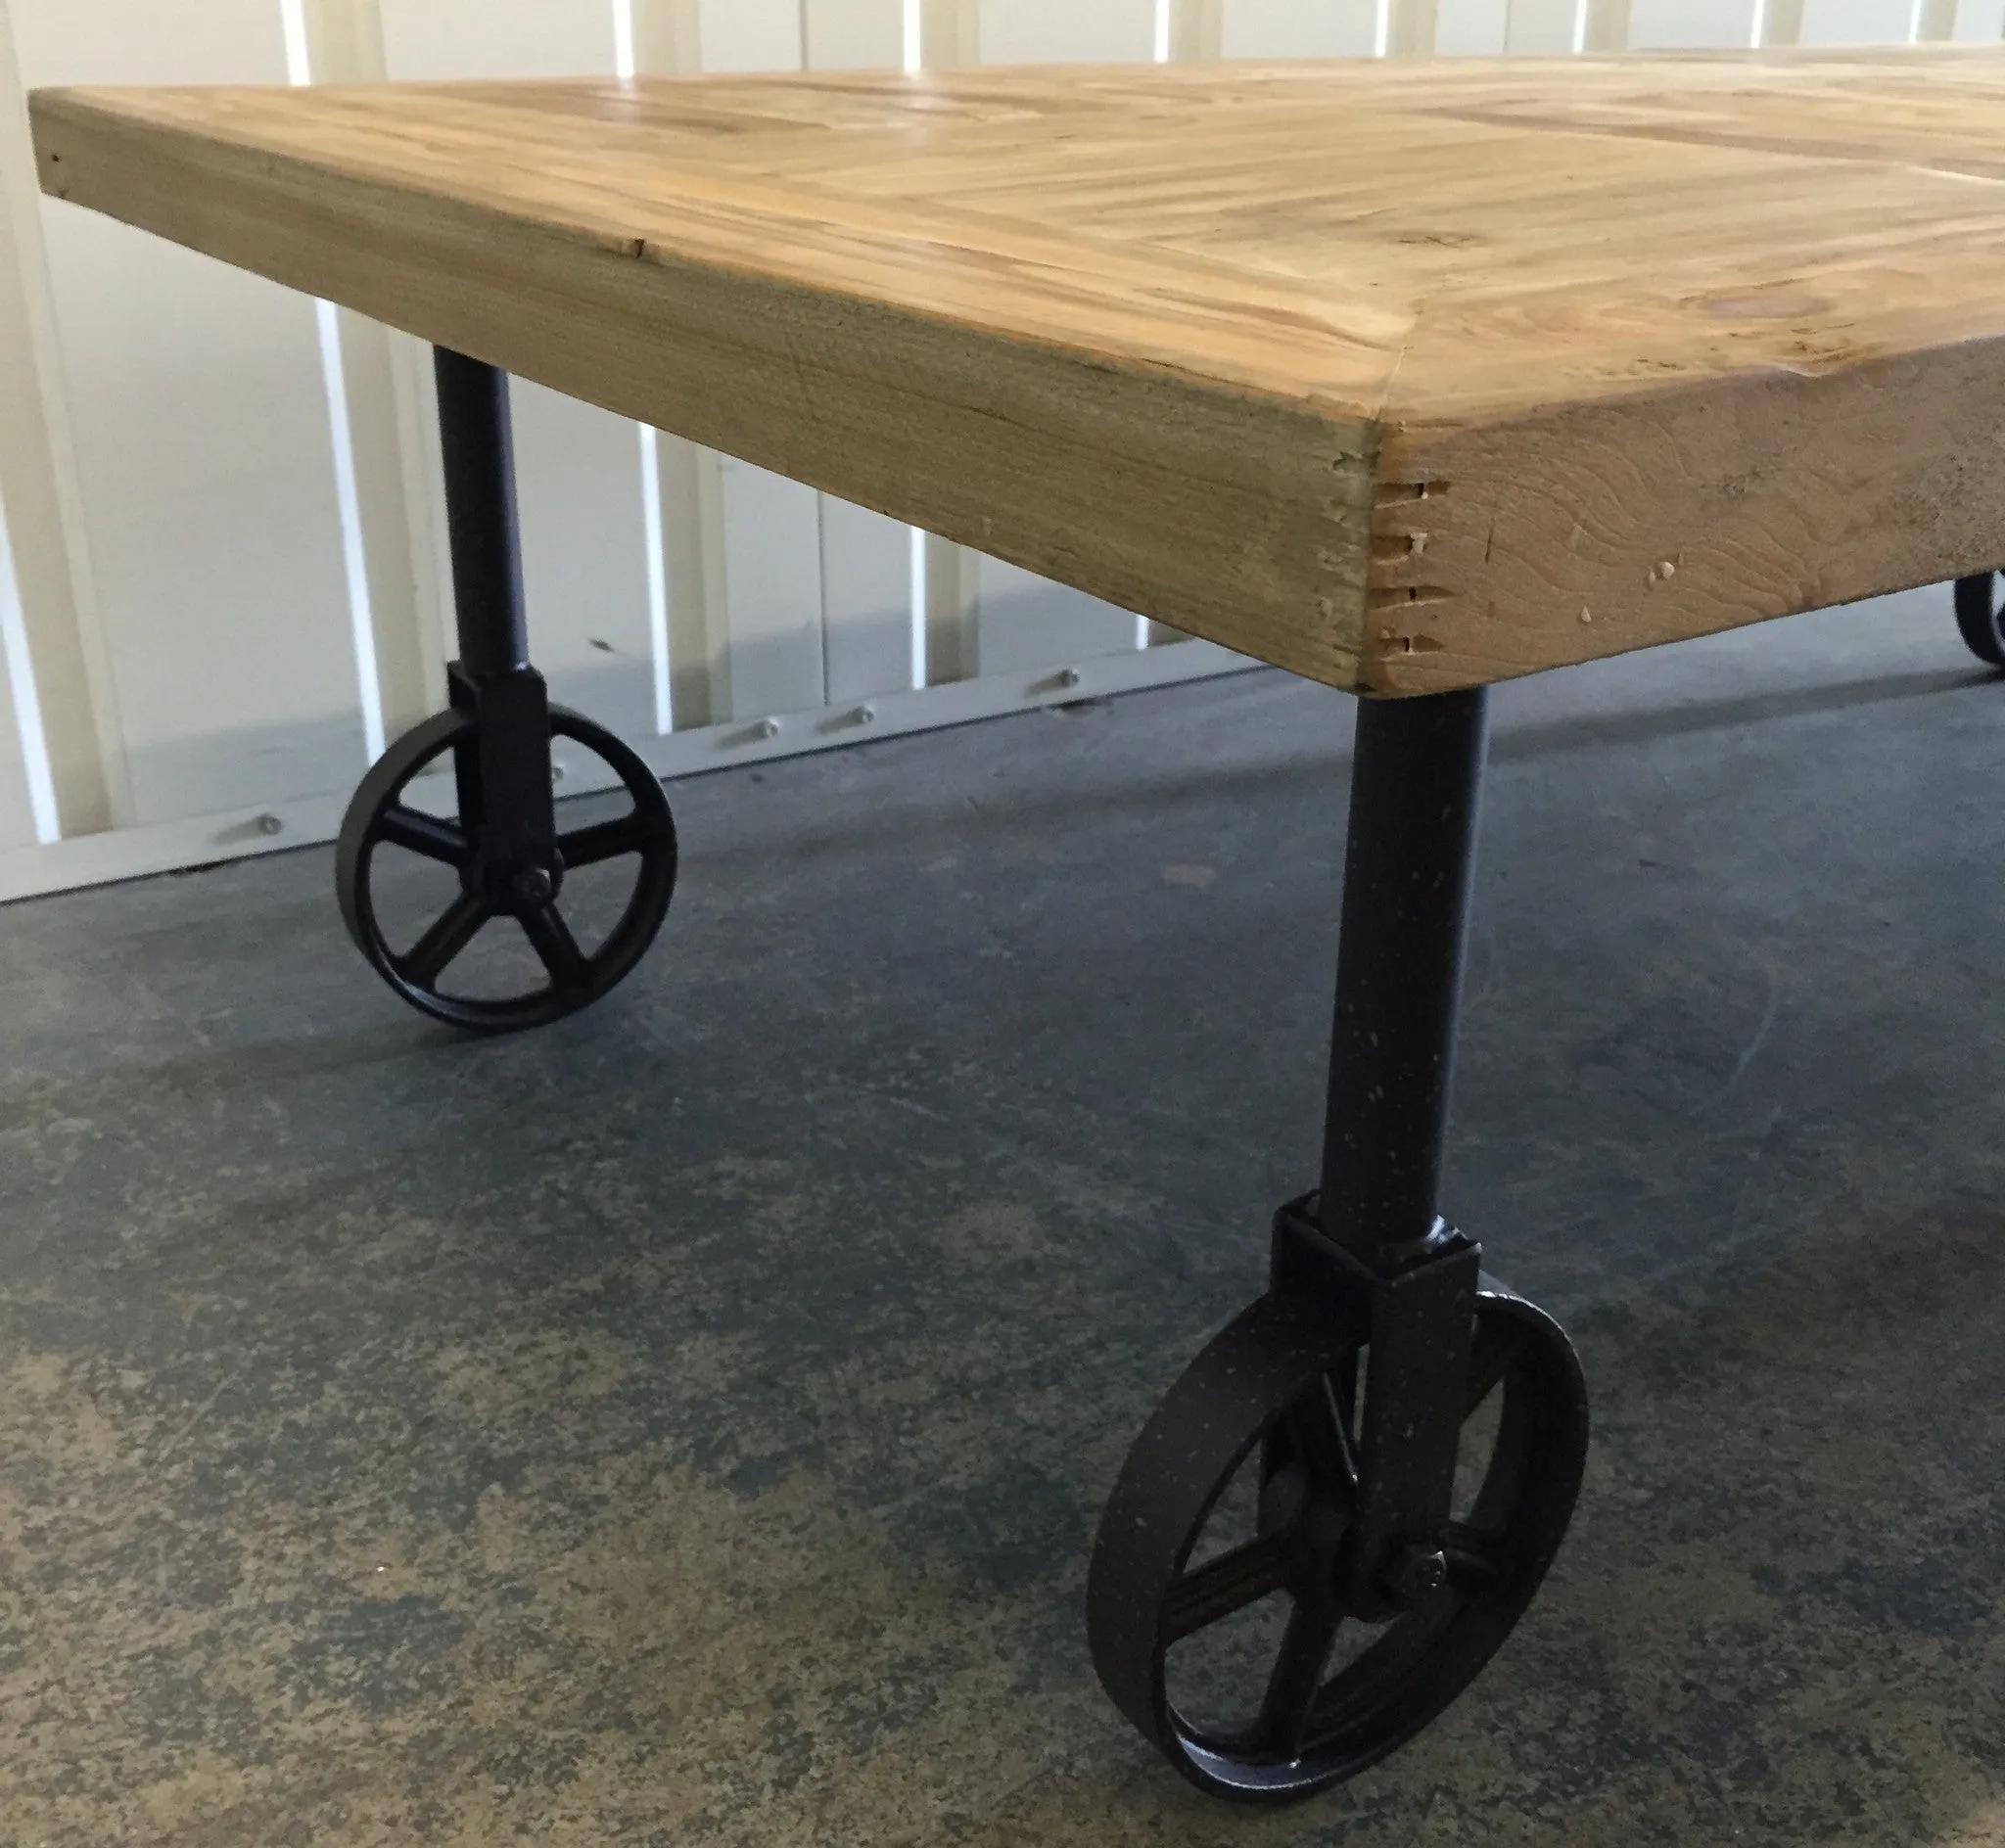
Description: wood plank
xmin=30 ymin=52 xmax=2005 ymax=696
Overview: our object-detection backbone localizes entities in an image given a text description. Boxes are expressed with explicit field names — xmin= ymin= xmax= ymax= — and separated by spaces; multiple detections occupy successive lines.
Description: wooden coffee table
xmin=31 ymin=48 xmax=2005 ymax=1803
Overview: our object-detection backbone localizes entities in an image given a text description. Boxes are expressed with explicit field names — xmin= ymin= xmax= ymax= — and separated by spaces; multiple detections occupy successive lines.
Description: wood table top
xmin=30 ymin=51 xmax=2005 ymax=695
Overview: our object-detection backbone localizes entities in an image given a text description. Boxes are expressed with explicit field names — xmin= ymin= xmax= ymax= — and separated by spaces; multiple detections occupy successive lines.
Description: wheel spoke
xmin=397 ymin=892 xmax=490 ymax=987
xmin=1164 ymin=1533 xmax=1294 ymax=1641
xmin=1256 ymin=1596 xmax=1341 ymax=1759
xmin=520 ymin=903 xmax=588 ymax=993
xmin=375 ymin=804 xmax=470 ymax=866
xmin=1283 ymin=1373 xmax=1360 ymax=1501
xmin=560 ymin=809 xmax=655 ymax=868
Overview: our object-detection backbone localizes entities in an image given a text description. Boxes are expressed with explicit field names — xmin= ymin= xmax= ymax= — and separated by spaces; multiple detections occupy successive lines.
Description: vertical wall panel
xmin=1627 ymin=0 xmax=1757 ymax=44
xmin=0 ymin=0 xmax=122 ymax=836
xmin=18 ymin=0 xmax=363 ymax=826
xmin=1581 ymin=0 xmax=1633 ymax=47
xmin=1170 ymin=0 xmax=1228 ymax=55
xmin=980 ymin=0 xmax=1156 ymax=62
xmin=1505 ymin=0 xmax=1581 ymax=49
xmin=807 ymin=0 xmax=906 ymax=69
xmin=1952 ymin=0 xmax=2005 ymax=38
xmin=326 ymin=317 xmax=443 ymax=744
xmin=379 ymin=0 xmax=658 ymax=743
xmin=821 ymin=505 xmax=914 ymax=704
xmin=1434 ymin=0 xmax=1512 ymax=50
xmin=1757 ymin=0 xmax=1806 ymax=38
xmin=699 ymin=0 xmax=805 ymax=70
xmin=720 ymin=468 xmax=827 ymax=718
xmin=1223 ymin=0 xmax=1377 ymax=57
xmin=1798 ymin=0 xmax=1912 ymax=38
xmin=0 ymin=495 xmax=46 ymax=849
xmin=923 ymin=0 xmax=983 ymax=62
xmin=1385 ymin=0 xmax=1442 ymax=53
xmin=656 ymin=431 xmax=729 ymax=729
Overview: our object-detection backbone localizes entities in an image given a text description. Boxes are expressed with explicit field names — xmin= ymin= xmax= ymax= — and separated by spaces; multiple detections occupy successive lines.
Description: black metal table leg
xmin=1087 ymin=689 xmax=1589 ymax=1804
xmin=334 ymin=349 xmax=677 ymax=1033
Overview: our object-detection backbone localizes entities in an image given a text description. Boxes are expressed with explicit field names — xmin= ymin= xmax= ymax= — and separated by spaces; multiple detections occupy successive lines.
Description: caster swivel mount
xmin=1085 ymin=688 xmax=1588 ymax=1805
xmin=336 ymin=347 xmax=676 ymax=1033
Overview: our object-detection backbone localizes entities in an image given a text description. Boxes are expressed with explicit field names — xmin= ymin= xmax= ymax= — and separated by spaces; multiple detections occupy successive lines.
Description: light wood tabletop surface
xmin=29 ymin=51 xmax=2005 ymax=696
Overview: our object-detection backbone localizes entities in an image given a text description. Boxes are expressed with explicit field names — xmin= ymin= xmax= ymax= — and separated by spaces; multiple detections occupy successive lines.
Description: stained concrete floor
xmin=5 ymin=588 xmax=2005 ymax=1845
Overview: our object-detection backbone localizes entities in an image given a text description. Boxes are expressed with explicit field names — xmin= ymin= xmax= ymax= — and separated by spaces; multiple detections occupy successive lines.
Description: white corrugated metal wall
xmin=0 ymin=0 xmax=1999 ymax=902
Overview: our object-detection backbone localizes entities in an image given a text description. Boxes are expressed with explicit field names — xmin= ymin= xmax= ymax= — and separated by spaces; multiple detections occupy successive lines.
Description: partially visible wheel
xmin=1087 ymin=1281 xmax=1588 ymax=1805
xmin=1955 ymin=574 xmax=2005 ymax=669
xmin=336 ymin=705 xmax=676 ymax=1033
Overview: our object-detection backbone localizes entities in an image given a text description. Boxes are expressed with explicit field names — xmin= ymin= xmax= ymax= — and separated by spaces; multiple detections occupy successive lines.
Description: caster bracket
xmin=447 ymin=661 xmax=557 ymax=897
xmin=1271 ymin=1193 xmax=1481 ymax=1619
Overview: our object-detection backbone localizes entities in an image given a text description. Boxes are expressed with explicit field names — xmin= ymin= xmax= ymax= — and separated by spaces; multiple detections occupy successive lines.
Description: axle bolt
xmin=513 ymin=866 xmax=555 ymax=906
xmin=1380 ymin=1544 xmax=1448 ymax=1609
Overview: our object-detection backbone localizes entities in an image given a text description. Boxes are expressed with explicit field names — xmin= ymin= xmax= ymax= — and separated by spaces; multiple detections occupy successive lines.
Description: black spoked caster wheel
xmin=336 ymin=705 xmax=677 ymax=1033
xmin=1955 ymin=574 xmax=2005 ymax=668
xmin=1088 ymin=1281 xmax=1588 ymax=1804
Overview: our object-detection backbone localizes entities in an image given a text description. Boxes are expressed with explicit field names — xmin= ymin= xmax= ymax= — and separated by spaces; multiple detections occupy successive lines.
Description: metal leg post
xmin=434 ymin=347 xmax=532 ymax=679
xmin=1320 ymin=687 xmax=1489 ymax=1267
xmin=332 ymin=350 xmax=679 ymax=1032
xmin=1088 ymin=688 xmax=1587 ymax=1804
xmin=432 ymin=349 xmax=554 ymax=880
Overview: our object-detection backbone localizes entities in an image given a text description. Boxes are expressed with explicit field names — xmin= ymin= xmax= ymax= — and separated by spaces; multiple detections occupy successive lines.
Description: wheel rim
xmin=335 ymin=705 xmax=677 ymax=1033
xmin=1088 ymin=1283 xmax=1588 ymax=1804
xmin=1953 ymin=574 xmax=2005 ymax=669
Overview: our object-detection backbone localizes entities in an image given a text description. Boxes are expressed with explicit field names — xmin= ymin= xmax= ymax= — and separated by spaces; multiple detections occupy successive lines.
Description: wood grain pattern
xmin=28 ymin=50 xmax=2005 ymax=694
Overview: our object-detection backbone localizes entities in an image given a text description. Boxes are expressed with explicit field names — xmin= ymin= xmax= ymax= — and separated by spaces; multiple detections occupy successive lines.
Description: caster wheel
xmin=336 ymin=704 xmax=676 ymax=1033
xmin=1955 ymin=574 xmax=2005 ymax=668
xmin=1087 ymin=1281 xmax=1587 ymax=1804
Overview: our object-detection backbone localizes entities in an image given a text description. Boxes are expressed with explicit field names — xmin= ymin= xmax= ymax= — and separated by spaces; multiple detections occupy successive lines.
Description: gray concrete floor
xmin=4 ymin=589 xmax=2005 ymax=1845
